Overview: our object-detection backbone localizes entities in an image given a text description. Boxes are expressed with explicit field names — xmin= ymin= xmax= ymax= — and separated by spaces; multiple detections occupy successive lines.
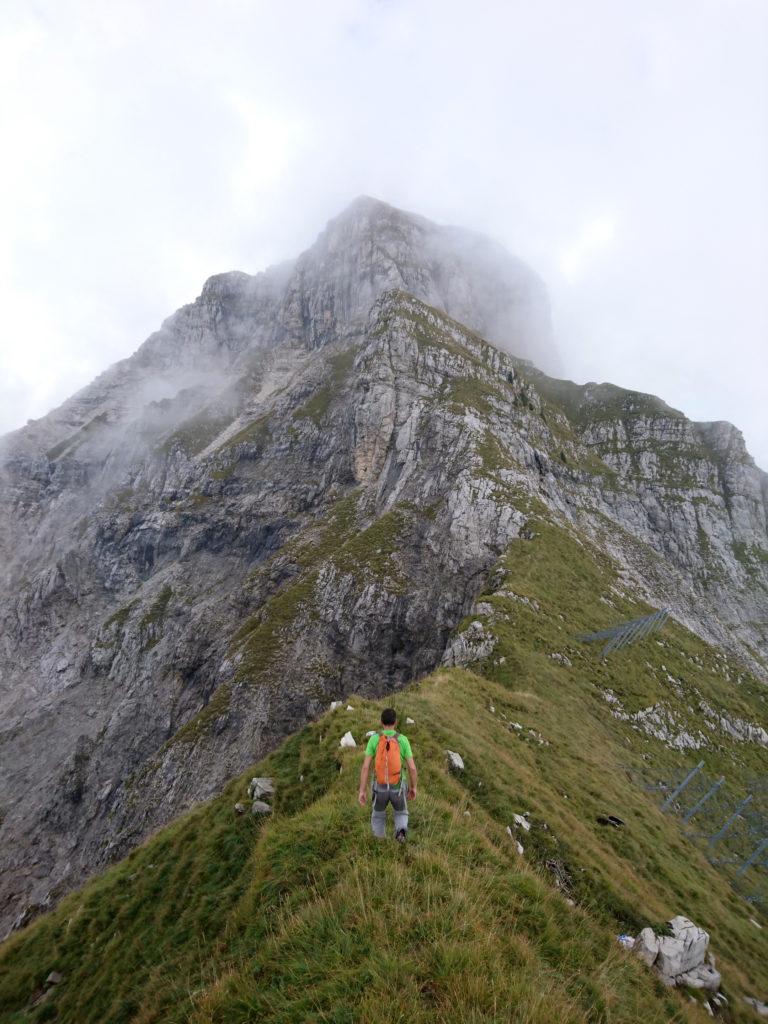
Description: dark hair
xmin=381 ymin=708 xmax=397 ymax=726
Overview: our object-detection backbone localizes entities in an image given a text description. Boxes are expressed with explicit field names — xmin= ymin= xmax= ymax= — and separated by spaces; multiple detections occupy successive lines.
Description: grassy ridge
xmin=0 ymin=688 xmax=697 ymax=1024
xmin=1 ymin=516 xmax=766 ymax=1022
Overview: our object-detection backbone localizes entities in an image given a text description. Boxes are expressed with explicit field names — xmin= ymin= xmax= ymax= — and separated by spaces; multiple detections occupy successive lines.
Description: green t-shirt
xmin=365 ymin=729 xmax=413 ymax=762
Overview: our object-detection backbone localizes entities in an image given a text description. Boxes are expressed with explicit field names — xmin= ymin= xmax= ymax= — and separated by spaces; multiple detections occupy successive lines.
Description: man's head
xmin=381 ymin=708 xmax=397 ymax=727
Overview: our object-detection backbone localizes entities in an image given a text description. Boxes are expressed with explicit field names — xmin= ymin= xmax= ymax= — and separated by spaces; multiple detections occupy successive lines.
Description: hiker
xmin=357 ymin=708 xmax=418 ymax=842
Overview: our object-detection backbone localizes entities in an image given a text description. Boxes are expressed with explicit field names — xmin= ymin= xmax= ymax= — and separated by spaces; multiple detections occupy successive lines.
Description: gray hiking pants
xmin=371 ymin=782 xmax=408 ymax=838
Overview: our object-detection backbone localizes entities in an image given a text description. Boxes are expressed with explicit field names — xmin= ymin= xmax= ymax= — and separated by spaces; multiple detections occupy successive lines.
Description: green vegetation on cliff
xmin=293 ymin=348 xmax=358 ymax=426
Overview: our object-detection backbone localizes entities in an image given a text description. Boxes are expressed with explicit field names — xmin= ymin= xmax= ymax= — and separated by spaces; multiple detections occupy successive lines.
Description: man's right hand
xmin=358 ymin=790 xmax=367 ymax=806
xmin=408 ymin=787 xmax=417 ymax=800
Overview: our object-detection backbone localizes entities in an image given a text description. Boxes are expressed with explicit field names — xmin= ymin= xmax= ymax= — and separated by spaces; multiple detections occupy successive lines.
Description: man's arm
xmin=358 ymin=755 xmax=373 ymax=806
xmin=406 ymin=757 xmax=418 ymax=800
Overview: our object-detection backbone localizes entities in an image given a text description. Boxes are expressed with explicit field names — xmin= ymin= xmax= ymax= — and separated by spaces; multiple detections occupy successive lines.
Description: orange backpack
xmin=374 ymin=731 xmax=402 ymax=786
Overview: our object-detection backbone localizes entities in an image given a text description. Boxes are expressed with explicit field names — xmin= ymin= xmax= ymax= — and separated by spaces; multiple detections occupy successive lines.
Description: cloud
xmin=558 ymin=216 xmax=618 ymax=283
xmin=225 ymin=93 xmax=315 ymax=221
xmin=0 ymin=0 xmax=766 ymax=468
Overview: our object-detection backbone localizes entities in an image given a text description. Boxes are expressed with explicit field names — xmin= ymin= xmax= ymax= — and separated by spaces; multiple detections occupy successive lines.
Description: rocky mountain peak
xmin=290 ymin=195 xmax=557 ymax=367
xmin=0 ymin=200 xmax=766 ymax=944
xmin=1 ymin=199 xmax=557 ymax=462
xmin=317 ymin=193 xmax=430 ymax=242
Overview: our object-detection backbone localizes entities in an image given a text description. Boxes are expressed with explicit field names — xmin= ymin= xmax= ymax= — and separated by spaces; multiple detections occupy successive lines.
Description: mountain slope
xmin=0 ymin=200 xmax=766 ymax=940
xmin=1 ymin=512 xmax=766 ymax=1023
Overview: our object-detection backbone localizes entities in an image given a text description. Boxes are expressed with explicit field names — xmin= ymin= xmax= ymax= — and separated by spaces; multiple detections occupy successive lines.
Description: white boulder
xmin=633 ymin=928 xmax=660 ymax=968
xmin=512 ymin=813 xmax=531 ymax=832
xmin=632 ymin=916 xmax=719 ymax=992
xmin=251 ymin=800 xmax=272 ymax=815
xmin=339 ymin=731 xmax=357 ymax=748
xmin=330 ymin=701 xmax=343 ymax=711
xmin=247 ymin=777 xmax=274 ymax=800
xmin=656 ymin=916 xmax=709 ymax=978
xmin=446 ymin=750 xmax=464 ymax=771
xmin=676 ymin=963 xmax=721 ymax=992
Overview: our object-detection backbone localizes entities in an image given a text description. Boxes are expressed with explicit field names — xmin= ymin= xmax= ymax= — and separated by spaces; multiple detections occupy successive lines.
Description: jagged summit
xmin=325 ymin=192 xmax=429 ymax=226
xmin=299 ymin=194 xmax=555 ymax=360
xmin=1 ymin=199 xmax=556 ymax=458
xmin=315 ymin=194 xmax=460 ymax=247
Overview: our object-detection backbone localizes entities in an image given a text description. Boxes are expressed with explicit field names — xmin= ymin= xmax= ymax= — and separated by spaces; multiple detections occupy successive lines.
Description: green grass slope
xmin=1 ymin=513 xmax=766 ymax=1023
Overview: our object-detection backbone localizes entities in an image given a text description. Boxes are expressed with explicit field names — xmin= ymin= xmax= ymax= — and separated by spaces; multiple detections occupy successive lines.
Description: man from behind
xmin=357 ymin=708 xmax=418 ymax=843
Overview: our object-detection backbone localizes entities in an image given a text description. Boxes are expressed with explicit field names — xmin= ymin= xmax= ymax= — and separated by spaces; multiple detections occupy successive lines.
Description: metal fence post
xmin=707 ymin=794 xmax=753 ymax=847
xmin=735 ymin=837 xmax=768 ymax=878
xmin=661 ymin=761 xmax=705 ymax=811
xmin=682 ymin=776 xmax=725 ymax=824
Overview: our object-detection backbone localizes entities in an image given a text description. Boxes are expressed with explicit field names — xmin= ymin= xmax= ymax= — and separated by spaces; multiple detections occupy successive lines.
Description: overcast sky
xmin=2 ymin=0 xmax=766 ymax=466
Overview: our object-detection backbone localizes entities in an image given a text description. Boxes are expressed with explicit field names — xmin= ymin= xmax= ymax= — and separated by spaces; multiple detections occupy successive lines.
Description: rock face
xmin=633 ymin=916 xmax=721 ymax=992
xmin=442 ymin=620 xmax=496 ymax=666
xmin=0 ymin=197 xmax=767 ymax=937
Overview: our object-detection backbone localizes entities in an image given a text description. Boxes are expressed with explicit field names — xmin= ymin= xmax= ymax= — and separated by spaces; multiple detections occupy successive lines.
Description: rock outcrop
xmin=633 ymin=916 xmax=721 ymax=992
xmin=0 ymin=197 xmax=766 ymax=938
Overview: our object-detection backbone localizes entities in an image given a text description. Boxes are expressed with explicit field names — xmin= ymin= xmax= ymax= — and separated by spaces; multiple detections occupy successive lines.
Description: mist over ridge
xmin=1 ymin=196 xmax=560 ymax=453
xmin=3 ymin=194 xmax=763 ymax=477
